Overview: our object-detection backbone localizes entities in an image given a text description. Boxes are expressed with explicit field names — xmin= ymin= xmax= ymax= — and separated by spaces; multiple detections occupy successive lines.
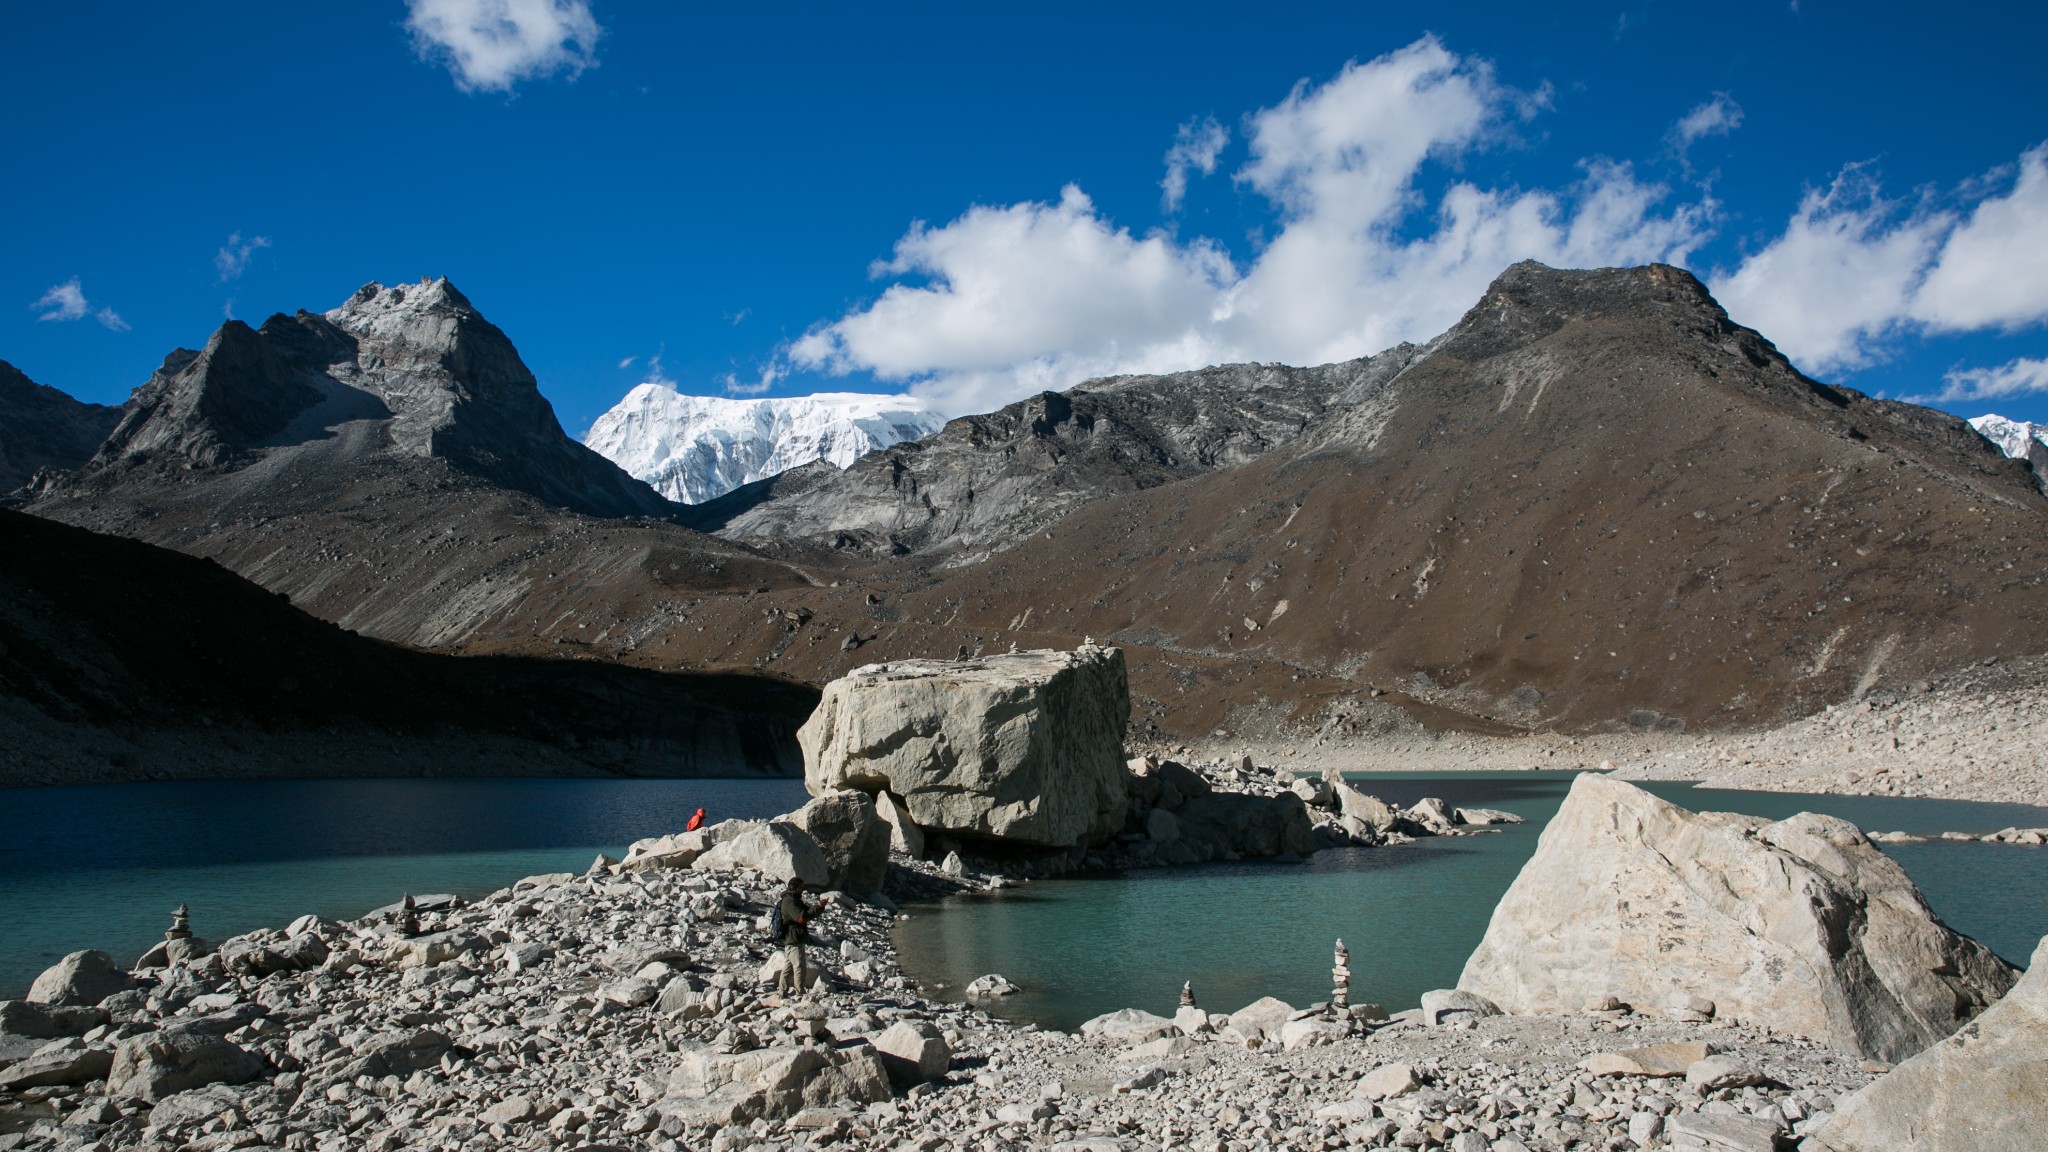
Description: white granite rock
xmin=798 ymin=645 xmax=1131 ymax=848
xmin=1459 ymin=775 xmax=2017 ymax=1062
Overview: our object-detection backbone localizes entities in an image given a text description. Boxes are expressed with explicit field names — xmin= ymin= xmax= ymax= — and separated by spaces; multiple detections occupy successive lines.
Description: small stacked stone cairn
xmin=165 ymin=903 xmax=192 ymax=943
xmin=395 ymin=893 xmax=419 ymax=937
xmin=1180 ymin=980 xmax=1197 ymax=1009
xmin=1331 ymin=938 xmax=1351 ymax=1012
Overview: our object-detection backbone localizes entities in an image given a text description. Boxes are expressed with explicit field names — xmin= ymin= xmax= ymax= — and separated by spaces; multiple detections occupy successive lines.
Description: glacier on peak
xmin=584 ymin=385 xmax=948 ymax=504
xmin=1969 ymin=413 xmax=2048 ymax=473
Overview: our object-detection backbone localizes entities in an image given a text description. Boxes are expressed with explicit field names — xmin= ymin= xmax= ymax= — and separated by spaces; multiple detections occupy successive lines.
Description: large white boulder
xmin=798 ymin=644 xmax=1131 ymax=848
xmin=1458 ymin=775 xmax=2017 ymax=1063
xmin=1810 ymin=933 xmax=2048 ymax=1151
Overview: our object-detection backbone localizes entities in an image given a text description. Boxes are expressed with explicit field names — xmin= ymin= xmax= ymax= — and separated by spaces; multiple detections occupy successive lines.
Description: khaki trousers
xmin=779 ymin=942 xmax=808 ymax=995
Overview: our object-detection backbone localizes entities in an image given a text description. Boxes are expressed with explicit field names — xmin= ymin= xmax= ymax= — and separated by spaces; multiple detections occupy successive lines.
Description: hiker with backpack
xmin=773 ymin=876 xmax=815 ymax=998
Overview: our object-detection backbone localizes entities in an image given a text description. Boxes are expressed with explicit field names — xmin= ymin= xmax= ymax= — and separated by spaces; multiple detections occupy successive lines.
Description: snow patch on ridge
xmin=584 ymin=385 xmax=947 ymax=504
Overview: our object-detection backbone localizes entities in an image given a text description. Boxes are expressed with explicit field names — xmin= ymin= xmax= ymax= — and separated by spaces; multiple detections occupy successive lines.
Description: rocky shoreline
xmin=0 ymin=838 xmax=1892 ymax=1152
xmin=1219 ymin=652 xmax=2048 ymax=811
xmin=5 ymin=645 xmax=2041 ymax=1152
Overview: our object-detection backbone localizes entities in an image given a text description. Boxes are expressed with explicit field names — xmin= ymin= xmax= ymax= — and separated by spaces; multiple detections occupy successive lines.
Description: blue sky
xmin=5 ymin=1 xmax=2047 ymax=434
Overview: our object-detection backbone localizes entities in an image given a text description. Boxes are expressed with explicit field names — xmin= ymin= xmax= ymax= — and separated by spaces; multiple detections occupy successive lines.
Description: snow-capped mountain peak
xmin=584 ymin=385 xmax=947 ymax=504
xmin=1969 ymin=413 xmax=2048 ymax=472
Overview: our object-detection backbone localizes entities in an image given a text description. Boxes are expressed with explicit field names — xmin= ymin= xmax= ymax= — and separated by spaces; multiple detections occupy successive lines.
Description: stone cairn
xmin=1331 ymin=939 xmax=1351 ymax=1012
xmin=395 ymin=894 xmax=420 ymax=937
xmin=1180 ymin=981 xmax=1197 ymax=1009
xmin=165 ymin=903 xmax=192 ymax=943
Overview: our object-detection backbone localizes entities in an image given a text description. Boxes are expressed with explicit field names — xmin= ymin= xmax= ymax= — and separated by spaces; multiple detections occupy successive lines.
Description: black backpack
xmin=767 ymin=901 xmax=785 ymax=942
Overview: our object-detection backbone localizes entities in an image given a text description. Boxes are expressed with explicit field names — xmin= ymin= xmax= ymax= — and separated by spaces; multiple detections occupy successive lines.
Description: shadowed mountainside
xmin=0 ymin=358 xmax=121 ymax=495
xmin=0 ymin=509 xmax=816 ymax=786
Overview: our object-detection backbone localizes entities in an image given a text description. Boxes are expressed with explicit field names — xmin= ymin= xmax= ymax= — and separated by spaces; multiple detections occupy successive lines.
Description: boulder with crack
xmin=798 ymin=644 xmax=1130 ymax=848
xmin=1459 ymin=775 xmax=2018 ymax=1062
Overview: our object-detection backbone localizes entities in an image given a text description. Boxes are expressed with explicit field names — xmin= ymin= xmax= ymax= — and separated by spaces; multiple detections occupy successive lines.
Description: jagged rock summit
xmin=585 ymin=386 xmax=946 ymax=504
xmin=84 ymin=278 xmax=672 ymax=519
xmin=1458 ymin=774 xmax=2018 ymax=1063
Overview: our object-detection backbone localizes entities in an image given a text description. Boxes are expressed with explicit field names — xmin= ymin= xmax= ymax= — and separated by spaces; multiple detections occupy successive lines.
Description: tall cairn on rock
xmin=395 ymin=894 xmax=419 ymax=937
xmin=1180 ymin=981 xmax=1197 ymax=1009
xmin=1332 ymin=939 xmax=1351 ymax=1011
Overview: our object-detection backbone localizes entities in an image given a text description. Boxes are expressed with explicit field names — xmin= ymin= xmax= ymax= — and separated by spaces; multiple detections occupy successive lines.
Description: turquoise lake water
xmin=0 ymin=777 xmax=809 ymax=998
xmin=890 ymin=773 xmax=2048 ymax=1032
xmin=1 ymin=772 xmax=2041 ymax=1032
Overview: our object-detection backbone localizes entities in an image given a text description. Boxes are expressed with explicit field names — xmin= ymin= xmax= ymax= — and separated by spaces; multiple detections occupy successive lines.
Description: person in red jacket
xmin=685 ymin=807 xmax=705 ymax=832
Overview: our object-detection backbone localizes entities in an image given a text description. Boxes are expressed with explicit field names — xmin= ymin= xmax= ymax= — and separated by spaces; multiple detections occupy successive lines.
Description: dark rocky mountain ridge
xmin=25 ymin=280 xmax=822 ymax=650
xmin=685 ymin=347 xmax=1425 ymax=563
xmin=0 ymin=359 xmax=121 ymax=494
xmin=0 ymin=509 xmax=815 ymax=786
xmin=14 ymin=263 xmax=2047 ymax=744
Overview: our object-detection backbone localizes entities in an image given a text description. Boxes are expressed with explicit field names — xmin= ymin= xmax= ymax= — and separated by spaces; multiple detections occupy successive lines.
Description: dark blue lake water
xmin=2 ymin=772 xmax=2041 ymax=1033
xmin=0 ymin=777 xmax=809 ymax=998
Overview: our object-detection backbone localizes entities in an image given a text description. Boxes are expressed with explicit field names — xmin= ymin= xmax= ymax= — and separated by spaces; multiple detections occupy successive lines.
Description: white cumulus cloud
xmin=788 ymin=37 xmax=1710 ymax=416
xmin=405 ymin=0 xmax=600 ymax=93
xmin=1914 ymin=145 xmax=2048 ymax=332
xmin=1713 ymin=143 xmax=2048 ymax=373
xmin=1161 ymin=116 xmax=1229 ymax=211
xmin=32 ymin=278 xmax=127 ymax=330
xmin=214 ymin=232 xmax=271 ymax=282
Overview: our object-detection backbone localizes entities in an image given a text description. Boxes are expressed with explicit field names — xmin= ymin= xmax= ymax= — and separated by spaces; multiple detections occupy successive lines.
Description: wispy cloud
xmin=405 ymin=0 xmax=601 ymax=94
xmin=31 ymin=279 xmax=88 ymax=322
xmin=722 ymin=364 xmax=781 ymax=397
xmin=214 ymin=232 xmax=271 ymax=282
xmin=1669 ymin=93 xmax=1742 ymax=165
xmin=617 ymin=355 xmax=637 ymax=370
xmin=1915 ymin=356 xmax=2048 ymax=404
xmin=1161 ymin=116 xmax=1229 ymax=211
xmin=32 ymin=278 xmax=127 ymax=330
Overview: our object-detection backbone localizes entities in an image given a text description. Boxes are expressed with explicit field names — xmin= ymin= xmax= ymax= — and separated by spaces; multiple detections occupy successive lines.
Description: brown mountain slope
xmin=859 ymin=263 xmax=2048 ymax=732
xmin=0 ymin=509 xmax=815 ymax=785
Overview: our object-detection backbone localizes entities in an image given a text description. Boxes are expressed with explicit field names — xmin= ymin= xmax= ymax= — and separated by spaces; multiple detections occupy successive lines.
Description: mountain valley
xmin=10 ymin=263 xmax=2048 ymax=772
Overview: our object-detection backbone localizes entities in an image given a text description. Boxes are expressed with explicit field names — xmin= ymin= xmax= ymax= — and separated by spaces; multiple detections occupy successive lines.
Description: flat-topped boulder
xmin=1811 ymin=933 xmax=2048 ymax=1151
xmin=1459 ymin=775 xmax=2018 ymax=1063
xmin=798 ymin=644 xmax=1130 ymax=848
